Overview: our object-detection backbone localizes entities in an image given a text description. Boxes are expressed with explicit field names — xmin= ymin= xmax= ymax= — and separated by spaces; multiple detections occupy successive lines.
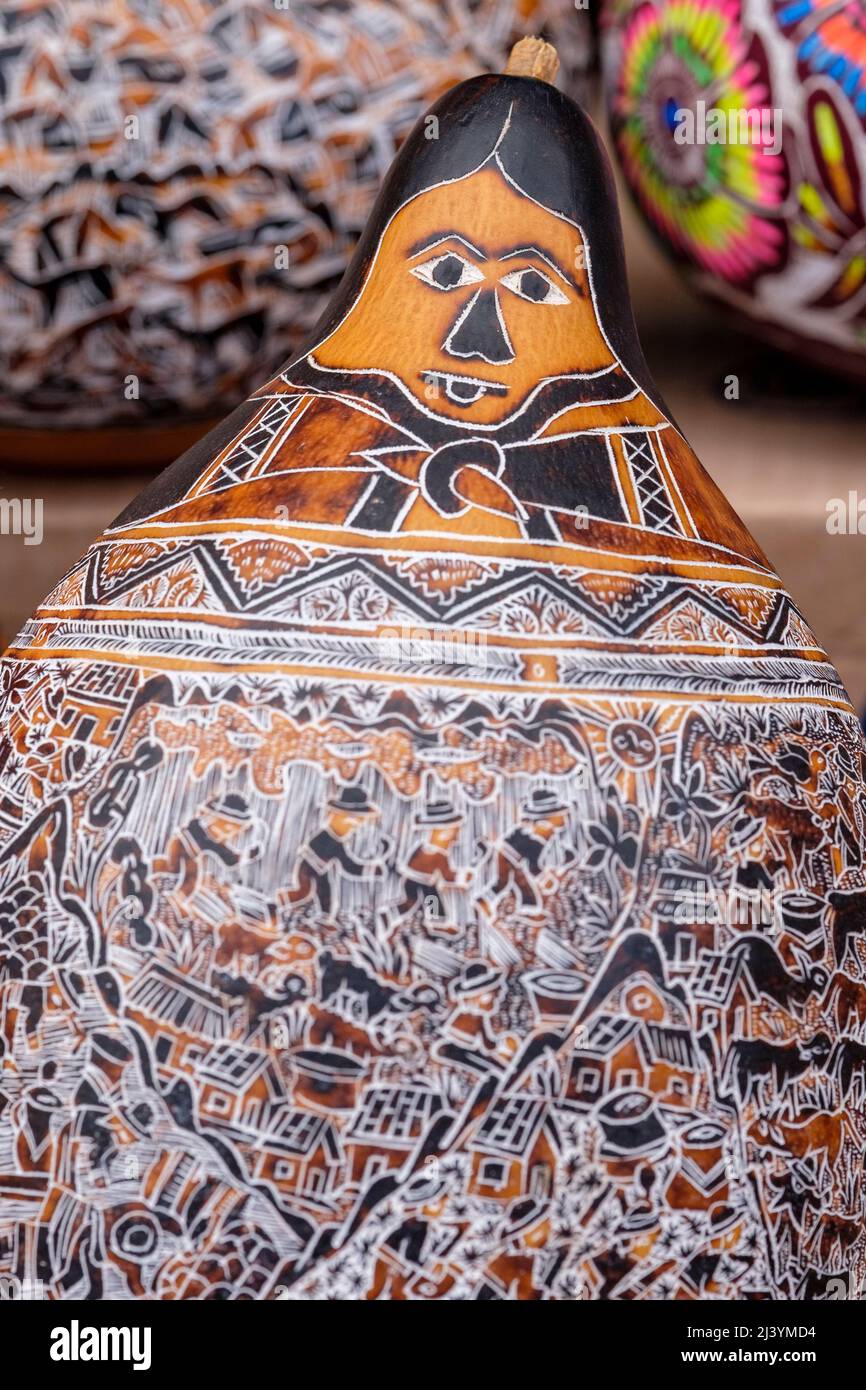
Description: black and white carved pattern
xmin=624 ymin=434 xmax=681 ymax=535
xmin=0 ymin=1 xmax=588 ymax=426
xmin=1 ymin=535 xmax=865 ymax=1298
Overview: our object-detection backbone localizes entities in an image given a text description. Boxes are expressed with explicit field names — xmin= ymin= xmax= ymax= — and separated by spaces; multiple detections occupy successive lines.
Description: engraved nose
xmin=442 ymin=288 xmax=514 ymax=365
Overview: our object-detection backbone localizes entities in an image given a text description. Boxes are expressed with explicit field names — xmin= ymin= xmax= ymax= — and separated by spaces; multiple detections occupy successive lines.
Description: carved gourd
xmin=600 ymin=0 xmax=866 ymax=382
xmin=1 ymin=40 xmax=864 ymax=1301
xmin=0 ymin=0 xmax=589 ymax=439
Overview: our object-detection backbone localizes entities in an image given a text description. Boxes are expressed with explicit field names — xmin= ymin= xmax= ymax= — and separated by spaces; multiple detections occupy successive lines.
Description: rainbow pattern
xmin=603 ymin=0 xmax=866 ymax=367
xmin=775 ymin=0 xmax=866 ymax=118
xmin=795 ymin=87 xmax=866 ymax=319
xmin=610 ymin=0 xmax=788 ymax=283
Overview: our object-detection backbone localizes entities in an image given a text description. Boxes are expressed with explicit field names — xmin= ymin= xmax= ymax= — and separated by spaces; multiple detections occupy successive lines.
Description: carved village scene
xmin=1 ymin=61 xmax=865 ymax=1301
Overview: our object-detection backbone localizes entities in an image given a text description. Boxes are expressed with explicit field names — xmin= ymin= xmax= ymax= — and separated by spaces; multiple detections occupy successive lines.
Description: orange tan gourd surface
xmin=0 ymin=57 xmax=864 ymax=1302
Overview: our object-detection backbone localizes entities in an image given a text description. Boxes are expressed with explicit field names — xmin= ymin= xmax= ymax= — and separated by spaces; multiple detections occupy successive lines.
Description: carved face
xmin=430 ymin=823 xmax=460 ymax=849
xmin=313 ymin=168 xmax=616 ymax=426
xmin=532 ymin=812 xmax=566 ymax=838
xmin=329 ymin=809 xmax=374 ymax=838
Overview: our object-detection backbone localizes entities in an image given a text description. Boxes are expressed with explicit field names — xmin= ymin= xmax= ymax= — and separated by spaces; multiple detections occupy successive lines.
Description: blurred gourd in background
xmin=601 ymin=0 xmax=866 ymax=382
xmin=0 ymin=0 xmax=590 ymax=440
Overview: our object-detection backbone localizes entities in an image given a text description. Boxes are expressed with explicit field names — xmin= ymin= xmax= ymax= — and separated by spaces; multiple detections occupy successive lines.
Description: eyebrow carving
xmin=408 ymin=232 xmax=485 ymax=261
xmin=498 ymin=244 xmax=576 ymax=289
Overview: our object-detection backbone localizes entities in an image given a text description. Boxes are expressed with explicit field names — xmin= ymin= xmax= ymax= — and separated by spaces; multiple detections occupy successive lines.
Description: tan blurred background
xmin=0 ymin=182 xmax=864 ymax=709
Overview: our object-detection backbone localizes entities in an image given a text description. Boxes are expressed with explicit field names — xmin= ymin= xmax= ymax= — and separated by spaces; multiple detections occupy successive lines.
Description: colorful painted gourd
xmin=601 ymin=0 xmax=866 ymax=380
xmin=1 ymin=38 xmax=865 ymax=1301
xmin=0 ymin=0 xmax=587 ymax=430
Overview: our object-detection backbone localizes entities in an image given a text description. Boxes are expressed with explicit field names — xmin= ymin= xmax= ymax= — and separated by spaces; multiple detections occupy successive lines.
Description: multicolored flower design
xmin=607 ymin=0 xmax=789 ymax=283
xmin=775 ymin=0 xmax=866 ymax=120
xmin=795 ymin=84 xmax=866 ymax=328
xmin=772 ymin=0 xmax=866 ymax=332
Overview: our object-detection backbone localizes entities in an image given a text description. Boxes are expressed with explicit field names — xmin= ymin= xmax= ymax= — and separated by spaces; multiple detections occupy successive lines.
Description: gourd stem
xmin=504 ymin=36 xmax=560 ymax=85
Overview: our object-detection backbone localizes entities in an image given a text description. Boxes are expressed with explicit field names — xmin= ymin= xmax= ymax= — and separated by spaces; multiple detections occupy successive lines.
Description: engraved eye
xmin=500 ymin=266 xmax=568 ymax=304
xmin=411 ymin=252 xmax=484 ymax=291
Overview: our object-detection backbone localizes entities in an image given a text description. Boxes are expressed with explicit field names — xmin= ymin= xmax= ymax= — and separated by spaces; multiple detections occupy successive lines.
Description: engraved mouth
xmin=420 ymin=370 xmax=508 ymax=406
